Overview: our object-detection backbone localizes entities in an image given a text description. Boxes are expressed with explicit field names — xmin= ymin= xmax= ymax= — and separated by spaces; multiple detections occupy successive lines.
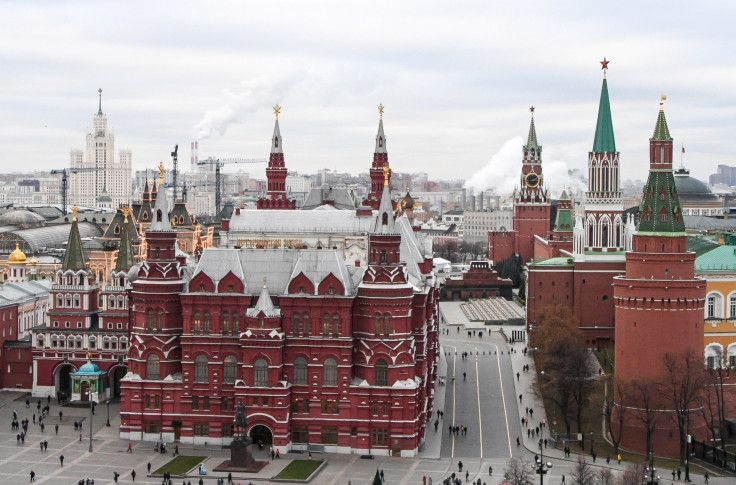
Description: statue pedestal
xmin=214 ymin=437 xmax=267 ymax=473
xmin=230 ymin=438 xmax=255 ymax=467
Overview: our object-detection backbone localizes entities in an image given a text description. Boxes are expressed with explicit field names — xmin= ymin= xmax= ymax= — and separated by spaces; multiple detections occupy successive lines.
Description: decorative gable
xmin=317 ymin=273 xmax=345 ymax=296
xmin=217 ymin=271 xmax=244 ymax=294
xmin=287 ymin=272 xmax=314 ymax=295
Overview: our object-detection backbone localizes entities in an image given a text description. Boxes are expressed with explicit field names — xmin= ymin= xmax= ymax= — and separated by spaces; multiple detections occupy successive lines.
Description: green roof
xmin=687 ymin=235 xmax=720 ymax=257
xmin=695 ymin=245 xmax=736 ymax=271
xmin=525 ymin=115 xmax=540 ymax=150
xmin=652 ymin=108 xmax=672 ymax=140
xmin=62 ymin=219 xmax=87 ymax=271
xmin=554 ymin=206 xmax=573 ymax=232
xmin=592 ymin=78 xmax=616 ymax=153
xmin=637 ymin=170 xmax=686 ymax=234
xmin=115 ymin=216 xmax=135 ymax=271
xmin=529 ymin=257 xmax=573 ymax=267
xmin=559 ymin=190 xmax=569 ymax=201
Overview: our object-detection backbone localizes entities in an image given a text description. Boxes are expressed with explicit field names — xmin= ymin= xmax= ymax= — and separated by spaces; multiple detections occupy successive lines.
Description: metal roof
xmin=0 ymin=222 xmax=102 ymax=254
xmin=695 ymin=245 xmax=736 ymax=272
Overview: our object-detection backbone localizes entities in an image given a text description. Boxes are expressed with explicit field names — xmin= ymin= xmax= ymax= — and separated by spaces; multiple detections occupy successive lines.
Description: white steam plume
xmin=464 ymin=137 xmax=587 ymax=198
xmin=192 ymin=69 xmax=306 ymax=141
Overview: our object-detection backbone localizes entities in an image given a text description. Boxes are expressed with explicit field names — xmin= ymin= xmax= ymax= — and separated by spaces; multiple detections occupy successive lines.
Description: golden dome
xmin=8 ymin=243 xmax=27 ymax=264
xmin=30 ymin=255 xmax=37 ymax=266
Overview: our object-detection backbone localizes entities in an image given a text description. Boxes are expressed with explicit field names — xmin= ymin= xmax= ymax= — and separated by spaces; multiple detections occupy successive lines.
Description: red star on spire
xmin=600 ymin=57 xmax=610 ymax=71
xmin=530 ymin=106 xmax=535 ymax=113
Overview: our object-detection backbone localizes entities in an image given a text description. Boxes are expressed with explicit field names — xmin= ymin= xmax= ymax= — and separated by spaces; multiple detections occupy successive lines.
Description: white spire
xmin=371 ymin=181 xmax=396 ymax=234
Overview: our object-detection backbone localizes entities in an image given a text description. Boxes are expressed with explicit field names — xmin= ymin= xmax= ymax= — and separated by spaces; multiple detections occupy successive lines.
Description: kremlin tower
xmin=574 ymin=59 xmax=627 ymax=257
xmin=363 ymin=104 xmax=392 ymax=210
xmin=512 ymin=108 xmax=550 ymax=265
xmin=257 ymin=106 xmax=296 ymax=210
xmin=612 ymin=97 xmax=705 ymax=456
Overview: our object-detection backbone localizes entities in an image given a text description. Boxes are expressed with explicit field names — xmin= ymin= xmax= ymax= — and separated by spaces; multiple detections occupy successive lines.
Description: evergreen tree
xmin=373 ymin=469 xmax=382 ymax=485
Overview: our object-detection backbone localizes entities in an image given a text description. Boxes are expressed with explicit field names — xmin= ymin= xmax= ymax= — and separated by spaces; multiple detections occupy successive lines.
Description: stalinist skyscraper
xmin=69 ymin=89 xmax=132 ymax=209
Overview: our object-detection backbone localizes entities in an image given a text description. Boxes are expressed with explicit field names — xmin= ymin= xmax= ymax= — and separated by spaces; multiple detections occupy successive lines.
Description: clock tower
xmin=513 ymin=108 xmax=551 ymax=265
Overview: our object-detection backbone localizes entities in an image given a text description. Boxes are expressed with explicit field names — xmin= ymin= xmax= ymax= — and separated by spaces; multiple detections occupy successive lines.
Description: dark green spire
xmin=115 ymin=209 xmax=135 ymax=271
xmin=652 ymin=101 xmax=672 ymax=140
xmin=554 ymin=190 xmax=573 ymax=232
xmin=592 ymin=78 xmax=616 ymax=153
xmin=525 ymin=113 xmax=540 ymax=150
xmin=62 ymin=211 xmax=87 ymax=271
xmin=97 ymin=88 xmax=103 ymax=116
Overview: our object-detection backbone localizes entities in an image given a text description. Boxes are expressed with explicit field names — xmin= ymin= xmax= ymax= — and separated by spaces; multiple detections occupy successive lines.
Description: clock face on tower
xmin=525 ymin=172 xmax=540 ymax=188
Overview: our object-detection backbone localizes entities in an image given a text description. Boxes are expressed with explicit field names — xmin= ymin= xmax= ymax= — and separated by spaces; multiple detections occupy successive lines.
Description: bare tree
xmin=602 ymin=375 xmax=628 ymax=455
xmin=595 ymin=467 xmax=615 ymax=485
xmin=660 ymin=349 xmax=705 ymax=465
xmin=503 ymin=457 xmax=535 ymax=485
xmin=700 ymin=347 xmax=731 ymax=453
xmin=571 ymin=456 xmax=595 ymax=485
xmin=618 ymin=463 xmax=646 ymax=485
xmin=629 ymin=378 xmax=662 ymax=456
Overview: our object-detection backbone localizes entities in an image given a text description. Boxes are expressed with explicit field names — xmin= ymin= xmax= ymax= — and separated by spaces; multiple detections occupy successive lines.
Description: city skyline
xmin=1 ymin=1 xmax=734 ymax=188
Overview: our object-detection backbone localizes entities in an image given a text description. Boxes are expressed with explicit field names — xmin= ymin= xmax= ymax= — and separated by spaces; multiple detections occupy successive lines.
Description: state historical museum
xmin=119 ymin=110 xmax=439 ymax=456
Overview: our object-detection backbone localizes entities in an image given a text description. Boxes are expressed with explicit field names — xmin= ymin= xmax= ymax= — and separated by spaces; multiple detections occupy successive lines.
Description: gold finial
xmin=263 ymin=277 xmax=267 ymax=289
xmin=121 ymin=207 xmax=131 ymax=222
xmin=72 ymin=206 xmax=78 ymax=222
xmin=274 ymin=105 xmax=281 ymax=121
xmin=158 ymin=161 xmax=165 ymax=185
xmin=378 ymin=103 xmax=384 ymax=121
xmin=171 ymin=216 xmax=177 ymax=227
xmin=239 ymin=200 xmax=245 ymax=208
xmin=87 ymin=351 xmax=93 ymax=361
xmin=660 ymin=94 xmax=667 ymax=111
xmin=383 ymin=162 xmax=390 ymax=187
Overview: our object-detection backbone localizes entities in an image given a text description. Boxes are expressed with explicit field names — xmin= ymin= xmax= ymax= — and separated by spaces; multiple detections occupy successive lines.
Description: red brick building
xmin=120 ymin=116 xmax=439 ymax=457
xmin=257 ymin=107 xmax=296 ymax=210
xmin=613 ymin=99 xmax=705 ymax=456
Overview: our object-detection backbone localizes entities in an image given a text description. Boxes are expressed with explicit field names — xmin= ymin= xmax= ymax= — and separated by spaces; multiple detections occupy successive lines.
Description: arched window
xmin=157 ymin=310 xmax=163 ymax=331
xmin=65 ymin=294 xmax=72 ymax=307
xmin=194 ymin=355 xmax=208 ymax=383
xmin=303 ymin=313 xmax=310 ymax=336
xmin=223 ymin=356 xmax=237 ymax=384
xmin=375 ymin=359 xmax=388 ymax=386
xmin=56 ymin=294 xmax=63 ymax=308
xmin=293 ymin=313 xmax=301 ymax=336
xmin=706 ymin=293 xmax=724 ymax=319
xmin=222 ymin=312 xmax=229 ymax=335
xmin=156 ymin=209 xmax=163 ymax=222
xmin=383 ymin=315 xmax=390 ymax=337
xmin=374 ymin=315 xmax=381 ymax=337
xmin=193 ymin=312 xmax=201 ymax=335
xmin=254 ymin=359 xmax=268 ymax=387
xmin=147 ymin=310 xmax=154 ymax=332
xmin=203 ymin=311 xmax=210 ymax=334
xmin=324 ymin=358 xmax=337 ymax=386
xmin=729 ymin=295 xmax=736 ymax=319
xmin=232 ymin=311 xmax=239 ymax=335
xmin=294 ymin=357 xmax=308 ymax=385
xmin=322 ymin=313 xmax=330 ymax=337
xmin=659 ymin=209 xmax=667 ymax=223
xmin=332 ymin=313 xmax=340 ymax=338
xmin=108 ymin=295 xmax=116 ymax=309
xmin=147 ymin=354 xmax=160 ymax=380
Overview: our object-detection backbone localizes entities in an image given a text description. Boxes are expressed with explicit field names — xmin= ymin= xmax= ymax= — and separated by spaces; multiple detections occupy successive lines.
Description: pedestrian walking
xmin=466 ymin=471 xmax=469 ymax=482
xmin=40 ymin=441 xmax=43 ymax=452
xmin=59 ymin=454 xmax=64 ymax=466
xmin=517 ymin=372 xmax=520 ymax=381
xmin=489 ymin=465 xmax=493 ymax=475
xmin=40 ymin=423 xmax=45 ymax=433
xmin=519 ymin=394 xmax=522 ymax=403
xmin=704 ymin=472 xmax=709 ymax=484
xmin=147 ymin=463 xmax=151 ymax=473
xmin=58 ymin=410 xmax=62 ymax=421
xmin=561 ymin=475 xmax=565 ymax=484
xmin=672 ymin=470 xmax=676 ymax=480
xmin=127 ymin=442 xmax=133 ymax=453
xmin=380 ymin=469 xmax=385 ymax=482
xmin=113 ymin=471 xmax=119 ymax=483
xmin=227 ymin=472 xmax=232 ymax=484
xmin=175 ymin=444 xmax=179 ymax=456
xmin=55 ymin=424 xmax=58 ymax=435
xmin=677 ymin=468 xmax=682 ymax=480
xmin=43 ymin=440 xmax=47 ymax=451
xmin=617 ymin=453 xmax=621 ymax=464
xmin=458 ymin=461 xmax=463 ymax=472
xmin=131 ymin=470 xmax=136 ymax=482
xmin=198 ymin=478 xmax=203 ymax=485
xmin=30 ymin=470 xmax=35 ymax=482
xmin=32 ymin=413 xmax=35 ymax=424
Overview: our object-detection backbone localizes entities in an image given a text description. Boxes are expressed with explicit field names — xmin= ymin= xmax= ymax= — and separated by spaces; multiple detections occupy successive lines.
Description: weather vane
xmin=274 ymin=105 xmax=281 ymax=121
xmin=378 ymin=104 xmax=384 ymax=120
xmin=72 ymin=206 xmax=78 ymax=222
xmin=158 ymin=161 xmax=164 ymax=185
xmin=600 ymin=57 xmax=610 ymax=78
xmin=383 ymin=161 xmax=390 ymax=186
xmin=660 ymin=94 xmax=667 ymax=110
xmin=121 ymin=207 xmax=131 ymax=222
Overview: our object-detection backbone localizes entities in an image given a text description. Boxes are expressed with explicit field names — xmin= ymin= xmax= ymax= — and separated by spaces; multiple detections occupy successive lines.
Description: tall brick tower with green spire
xmin=574 ymin=59 xmax=626 ymax=257
xmin=612 ymin=97 xmax=705 ymax=457
xmin=513 ymin=107 xmax=551 ymax=264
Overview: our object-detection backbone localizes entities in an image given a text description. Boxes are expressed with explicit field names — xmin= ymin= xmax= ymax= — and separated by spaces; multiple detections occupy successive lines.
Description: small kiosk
xmin=70 ymin=356 xmax=107 ymax=403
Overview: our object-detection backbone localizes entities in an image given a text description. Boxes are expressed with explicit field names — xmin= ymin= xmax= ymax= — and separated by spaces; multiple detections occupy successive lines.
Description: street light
xmin=682 ymin=410 xmax=691 ymax=483
xmin=88 ymin=392 xmax=94 ymax=452
xmin=106 ymin=400 xmax=110 ymax=427
xmin=535 ymin=440 xmax=552 ymax=485
xmin=590 ymin=431 xmax=594 ymax=455
xmin=644 ymin=447 xmax=659 ymax=485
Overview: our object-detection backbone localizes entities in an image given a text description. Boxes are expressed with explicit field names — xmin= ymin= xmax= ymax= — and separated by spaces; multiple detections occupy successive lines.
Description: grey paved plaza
xmin=0 ymin=326 xmax=727 ymax=484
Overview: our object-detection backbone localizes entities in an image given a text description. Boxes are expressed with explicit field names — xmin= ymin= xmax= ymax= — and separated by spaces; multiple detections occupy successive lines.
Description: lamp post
xmin=88 ymin=391 xmax=94 ymax=452
xmin=106 ymin=400 xmax=110 ymax=427
xmin=535 ymin=440 xmax=552 ymax=485
xmin=645 ymin=447 xmax=659 ymax=485
xmin=590 ymin=431 xmax=594 ymax=455
xmin=683 ymin=409 xmax=690 ymax=483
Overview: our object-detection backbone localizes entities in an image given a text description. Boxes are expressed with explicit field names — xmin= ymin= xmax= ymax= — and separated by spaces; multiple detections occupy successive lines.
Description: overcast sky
xmin=1 ymin=1 xmax=734 ymax=194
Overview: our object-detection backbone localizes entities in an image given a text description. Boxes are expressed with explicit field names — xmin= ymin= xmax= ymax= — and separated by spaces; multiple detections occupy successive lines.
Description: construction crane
xmin=197 ymin=157 xmax=267 ymax=214
xmin=50 ymin=167 xmax=104 ymax=215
